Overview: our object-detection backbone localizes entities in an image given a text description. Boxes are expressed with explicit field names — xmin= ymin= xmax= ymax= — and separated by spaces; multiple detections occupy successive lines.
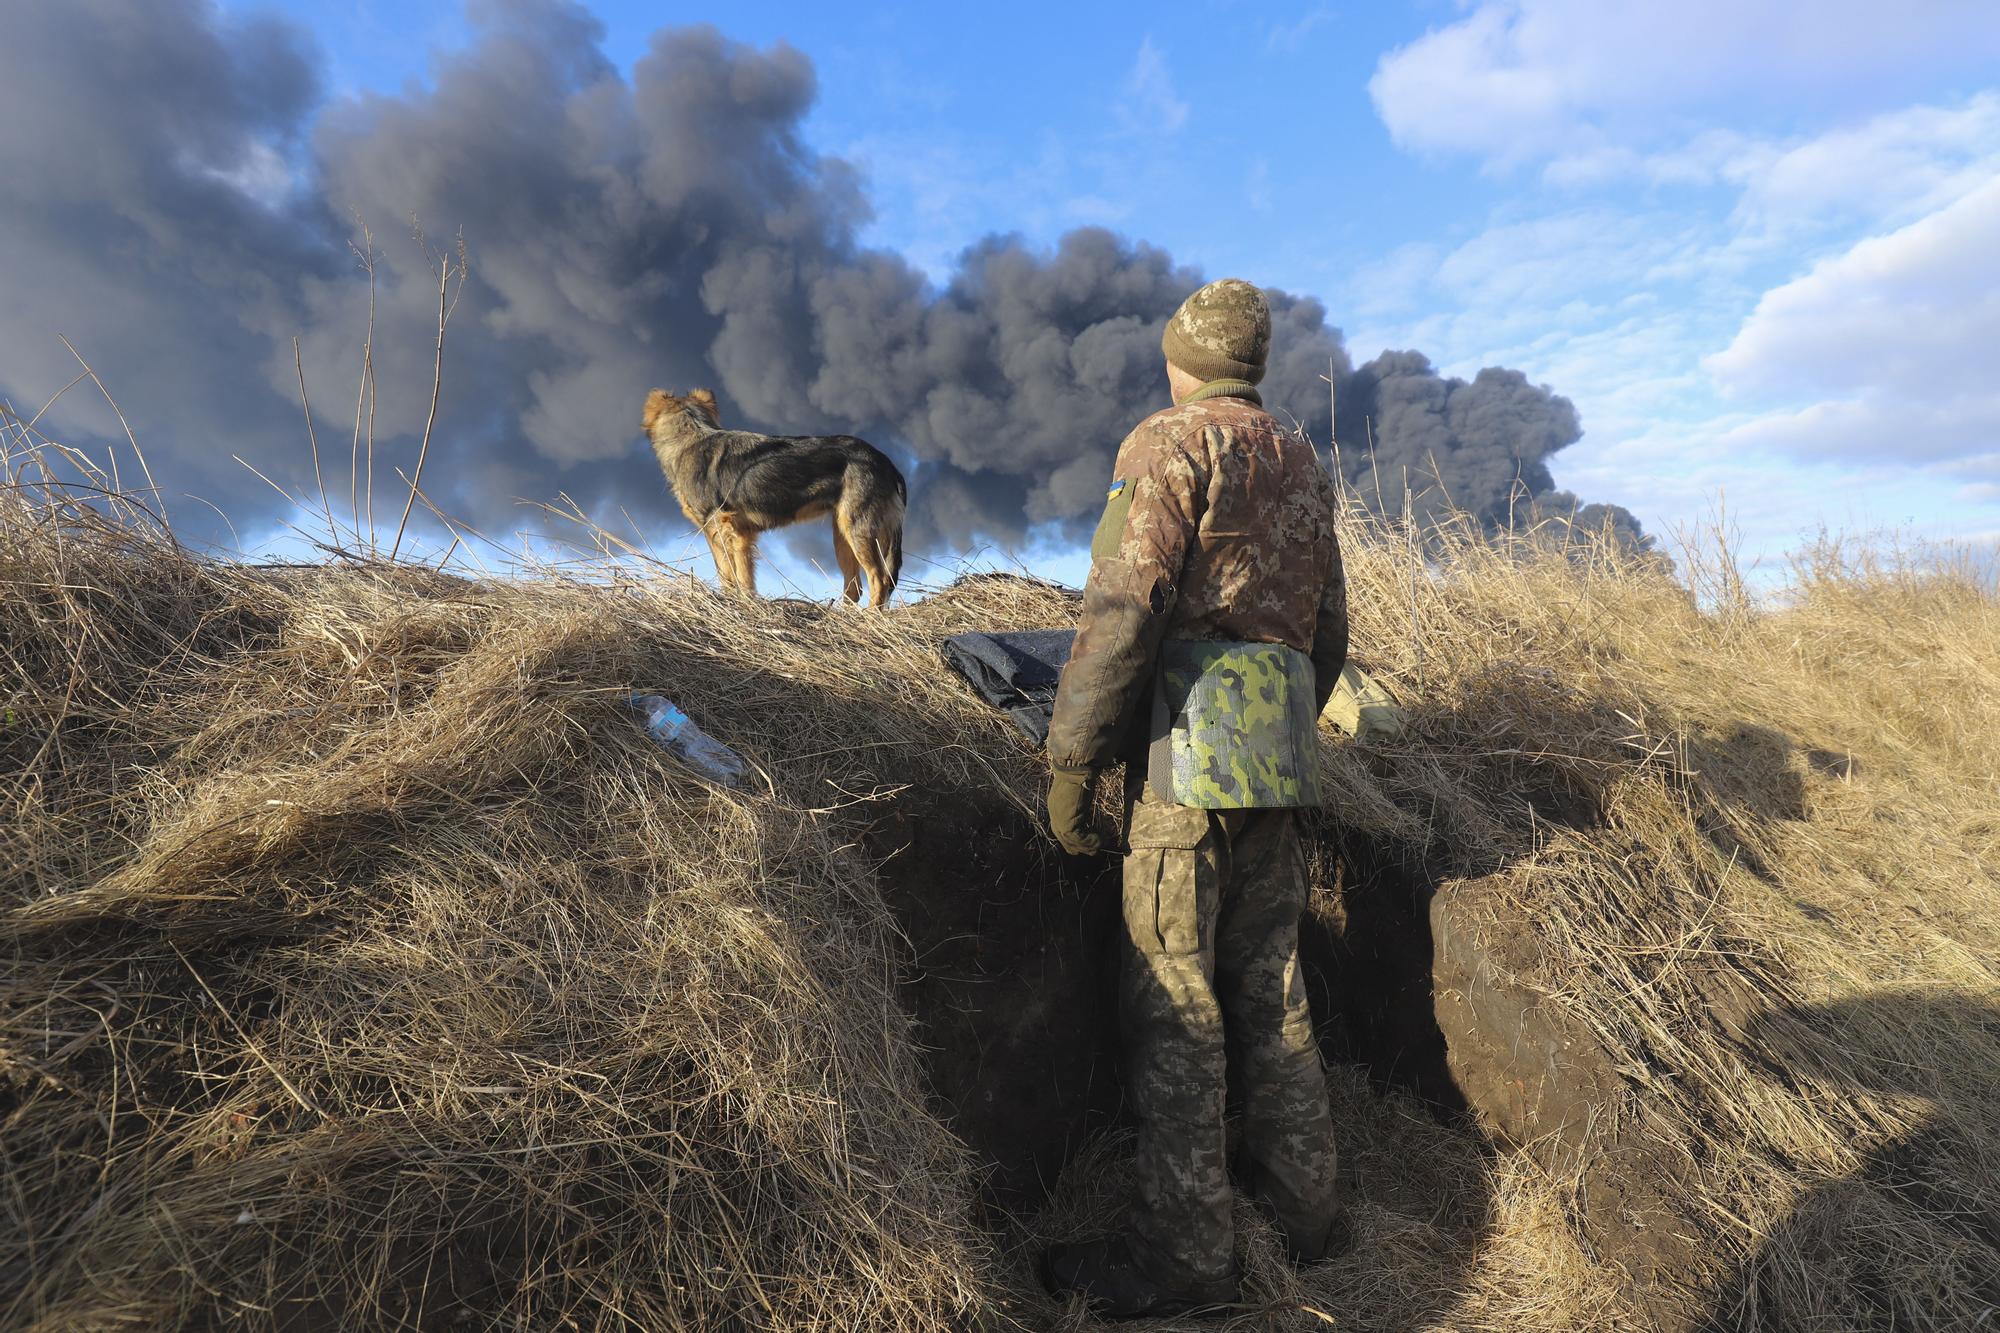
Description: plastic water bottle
xmin=628 ymin=694 xmax=750 ymax=787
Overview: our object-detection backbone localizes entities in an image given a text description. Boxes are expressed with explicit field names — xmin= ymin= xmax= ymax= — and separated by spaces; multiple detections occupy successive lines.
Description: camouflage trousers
xmin=1120 ymin=791 xmax=1340 ymax=1286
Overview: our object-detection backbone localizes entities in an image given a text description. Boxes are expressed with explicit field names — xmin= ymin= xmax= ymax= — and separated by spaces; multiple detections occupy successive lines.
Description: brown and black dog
xmin=642 ymin=388 xmax=906 ymax=607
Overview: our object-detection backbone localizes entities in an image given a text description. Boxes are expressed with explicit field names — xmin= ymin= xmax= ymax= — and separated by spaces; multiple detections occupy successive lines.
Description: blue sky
xmin=217 ymin=1 xmax=2000 ymax=582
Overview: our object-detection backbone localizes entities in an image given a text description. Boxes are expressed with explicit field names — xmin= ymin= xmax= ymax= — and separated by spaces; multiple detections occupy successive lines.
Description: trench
xmin=1296 ymin=811 xmax=1470 ymax=1120
xmin=865 ymin=787 xmax=1472 ymax=1208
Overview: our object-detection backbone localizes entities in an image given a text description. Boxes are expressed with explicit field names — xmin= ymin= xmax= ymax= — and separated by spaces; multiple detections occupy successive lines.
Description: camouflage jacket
xmin=1046 ymin=383 xmax=1347 ymax=786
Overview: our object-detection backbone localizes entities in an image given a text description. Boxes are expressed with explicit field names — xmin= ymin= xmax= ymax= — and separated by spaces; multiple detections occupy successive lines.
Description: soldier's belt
xmin=1147 ymin=639 xmax=1323 ymax=809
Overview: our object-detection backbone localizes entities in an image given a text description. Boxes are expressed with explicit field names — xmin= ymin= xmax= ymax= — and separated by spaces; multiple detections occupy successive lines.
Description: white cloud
xmin=1713 ymin=396 xmax=2000 ymax=470
xmin=1728 ymin=93 xmax=2000 ymax=232
xmin=1708 ymin=175 xmax=2000 ymax=411
xmin=1560 ymin=178 xmax=2000 ymax=548
xmin=1370 ymin=0 xmax=2000 ymax=167
xmin=1355 ymin=5 xmax=2000 ymax=565
xmin=1342 ymin=205 xmax=1723 ymax=384
xmin=184 ymin=139 xmax=296 ymax=209
xmin=1430 ymin=209 xmax=1666 ymax=304
xmin=1946 ymin=451 xmax=2000 ymax=484
xmin=1345 ymin=165 xmax=2000 ymax=564
xmin=1559 ymin=412 xmax=2000 ymax=574
xmin=1263 ymin=10 xmax=1334 ymax=56
xmin=1119 ymin=37 xmax=1189 ymax=135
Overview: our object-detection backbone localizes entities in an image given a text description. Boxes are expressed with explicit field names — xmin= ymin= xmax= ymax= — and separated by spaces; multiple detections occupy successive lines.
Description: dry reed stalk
xmin=54 ymin=333 xmax=171 ymax=539
xmin=348 ymin=221 xmax=378 ymax=549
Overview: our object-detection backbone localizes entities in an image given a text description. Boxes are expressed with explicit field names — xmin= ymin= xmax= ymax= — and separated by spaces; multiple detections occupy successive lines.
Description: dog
xmin=642 ymin=387 xmax=906 ymax=607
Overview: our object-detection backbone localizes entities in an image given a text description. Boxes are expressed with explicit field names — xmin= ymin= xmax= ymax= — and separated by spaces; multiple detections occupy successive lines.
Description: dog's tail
xmin=886 ymin=492 xmax=905 ymax=587
xmin=874 ymin=460 xmax=907 ymax=588
xmin=869 ymin=483 xmax=905 ymax=587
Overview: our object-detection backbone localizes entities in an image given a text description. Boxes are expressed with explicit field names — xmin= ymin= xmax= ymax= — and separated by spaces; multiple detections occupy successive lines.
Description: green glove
xmin=1047 ymin=763 xmax=1104 ymax=856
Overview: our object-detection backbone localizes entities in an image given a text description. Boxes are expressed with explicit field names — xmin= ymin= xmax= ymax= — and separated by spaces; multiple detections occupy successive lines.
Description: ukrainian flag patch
xmin=1092 ymin=478 xmax=1136 ymax=561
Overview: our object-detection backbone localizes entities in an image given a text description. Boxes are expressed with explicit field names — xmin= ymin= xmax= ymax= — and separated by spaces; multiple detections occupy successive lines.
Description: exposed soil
xmin=865 ymin=784 xmax=1477 ymax=1210
xmin=866 ymin=787 xmax=1127 ymax=1207
xmin=1297 ymin=813 xmax=1469 ymax=1119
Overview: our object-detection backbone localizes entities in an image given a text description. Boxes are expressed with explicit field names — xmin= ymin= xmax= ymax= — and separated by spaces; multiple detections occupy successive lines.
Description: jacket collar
xmin=1174 ymin=378 xmax=1263 ymax=408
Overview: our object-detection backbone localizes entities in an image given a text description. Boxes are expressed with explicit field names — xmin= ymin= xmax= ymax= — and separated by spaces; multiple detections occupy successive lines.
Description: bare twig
xmin=1319 ymin=365 xmax=1345 ymax=508
xmin=1404 ymin=469 xmax=1423 ymax=689
xmin=1366 ymin=414 xmax=1385 ymax=515
xmin=391 ymin=226 xmax=467 ymax=562
xmin=294 ymin=336 xmax=337 ymax=543
xmin=348 ymin=217 xmax=377 ymax=547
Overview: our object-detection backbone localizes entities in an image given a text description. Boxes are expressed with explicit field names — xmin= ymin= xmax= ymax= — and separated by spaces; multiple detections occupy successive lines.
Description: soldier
xmin=1042 ymin=278 xmax=1350 ymax=1317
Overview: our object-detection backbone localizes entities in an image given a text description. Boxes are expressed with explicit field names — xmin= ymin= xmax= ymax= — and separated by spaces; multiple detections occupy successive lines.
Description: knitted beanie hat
xmin=1161 ymin=278 xmax=1272 ymax=384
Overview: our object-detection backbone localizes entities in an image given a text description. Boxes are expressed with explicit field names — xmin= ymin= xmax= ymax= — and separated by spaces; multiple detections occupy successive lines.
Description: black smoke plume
xmin=0 ymin=0 xmax=1643 ymax=556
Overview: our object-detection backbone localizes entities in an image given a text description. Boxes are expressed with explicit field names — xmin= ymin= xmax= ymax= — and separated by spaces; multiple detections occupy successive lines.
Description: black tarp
xmin=940 ymin=630 xmax=1075 ymax=746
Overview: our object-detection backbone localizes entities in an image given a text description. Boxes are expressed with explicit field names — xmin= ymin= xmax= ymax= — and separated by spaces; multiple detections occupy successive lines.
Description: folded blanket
xmin=939 ymin=629 xmax=1075 ymax=746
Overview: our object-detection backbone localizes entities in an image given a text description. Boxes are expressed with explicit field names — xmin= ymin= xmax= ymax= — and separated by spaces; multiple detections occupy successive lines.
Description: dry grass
xmin=2 ymin=469 xmax=1996 ymax=1331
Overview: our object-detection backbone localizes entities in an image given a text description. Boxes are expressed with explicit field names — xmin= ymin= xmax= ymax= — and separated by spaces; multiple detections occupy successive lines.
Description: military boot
xmin=1277 ymin=1206 xmax=1354 ymax=1264
xmin=1242 ymin=1158 xmax=1353 ymax=1264
xmin=1041 ymin=1235 xmax=1239 ymax=1319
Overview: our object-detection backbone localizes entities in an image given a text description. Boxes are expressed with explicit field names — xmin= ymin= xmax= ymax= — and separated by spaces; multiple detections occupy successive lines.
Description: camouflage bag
xmin=1147 ymin=639 xmax=1323 ymax=809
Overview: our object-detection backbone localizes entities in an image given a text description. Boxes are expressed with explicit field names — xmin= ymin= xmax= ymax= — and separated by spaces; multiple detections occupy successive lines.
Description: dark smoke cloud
xmin=0 ymin=0 xmax=1644 ymax=556
xmin=0 ymin=0 xmax=337 ymax=517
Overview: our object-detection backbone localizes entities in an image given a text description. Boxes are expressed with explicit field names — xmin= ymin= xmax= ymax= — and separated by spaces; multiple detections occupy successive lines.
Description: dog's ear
xmin=688 ymin=387 xmax=720 ymax=425
xmin=641 ymin=388 xmax=673 ymax=434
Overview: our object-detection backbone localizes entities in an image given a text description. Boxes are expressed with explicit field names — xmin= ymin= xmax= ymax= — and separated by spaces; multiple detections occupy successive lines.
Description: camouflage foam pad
xmin=1152 ymin=640 xmax=1322 ymax=809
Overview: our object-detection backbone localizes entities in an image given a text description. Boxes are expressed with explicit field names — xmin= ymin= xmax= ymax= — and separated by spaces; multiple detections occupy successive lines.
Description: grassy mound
xmin=3 ymin=487 xmax=1996 ymax=1332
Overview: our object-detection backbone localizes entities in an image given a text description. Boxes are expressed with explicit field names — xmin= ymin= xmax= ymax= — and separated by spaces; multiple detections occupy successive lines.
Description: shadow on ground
xmin=1700 ymin=989 xmax=2000 ymax=1332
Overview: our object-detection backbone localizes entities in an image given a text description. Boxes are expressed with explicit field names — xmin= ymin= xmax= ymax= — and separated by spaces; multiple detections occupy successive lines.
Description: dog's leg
xmin=850 ymin=526 xmax=894 ymax=609
xmin=831 ymin=516 xmax=863 ymax=603
xmin=701 ymin=525 xmax=736 ymax=593
xmin=706 ymin=513 xmax=754 ymax=596
xmin=732 ymin=525 xmax=759 ymax=597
